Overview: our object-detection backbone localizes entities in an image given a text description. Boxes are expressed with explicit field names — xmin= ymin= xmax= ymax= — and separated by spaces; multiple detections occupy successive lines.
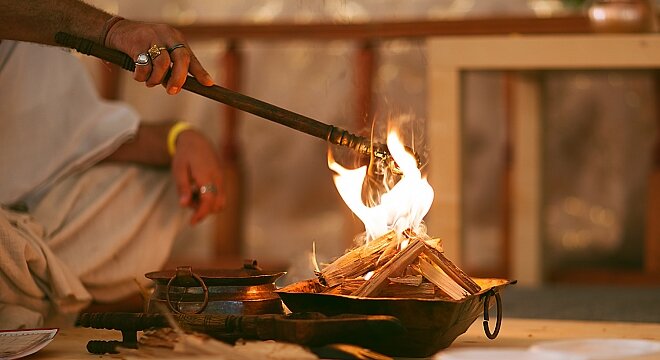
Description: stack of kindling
xmin=317 ymin=231 xmax=481 ymax=300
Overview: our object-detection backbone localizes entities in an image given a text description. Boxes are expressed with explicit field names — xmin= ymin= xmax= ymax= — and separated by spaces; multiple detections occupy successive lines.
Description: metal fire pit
xmin=276 ymin=278 xmax=514 ymax=358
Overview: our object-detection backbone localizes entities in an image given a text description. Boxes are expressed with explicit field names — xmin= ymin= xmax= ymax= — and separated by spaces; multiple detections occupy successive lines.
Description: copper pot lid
xmin=146 ymin=260 xmax=286 ymax=287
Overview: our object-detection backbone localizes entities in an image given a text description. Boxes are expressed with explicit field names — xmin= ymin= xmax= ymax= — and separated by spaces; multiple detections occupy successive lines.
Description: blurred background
xmin=80 ymin=0 xmax=658 ymax=301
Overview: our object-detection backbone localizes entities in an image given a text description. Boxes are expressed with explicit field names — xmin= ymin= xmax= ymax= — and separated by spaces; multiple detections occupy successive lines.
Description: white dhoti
xmin=0 ymin=41 xmax=184 ymax=329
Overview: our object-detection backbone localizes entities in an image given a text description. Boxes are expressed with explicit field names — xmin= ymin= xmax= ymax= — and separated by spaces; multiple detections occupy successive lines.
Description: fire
xmin=363 ymin=271 xmax=375 ymax=281
xmin=329 ymin=131 xmax=434 ymax=241
xmin=317 ymin=133 xmax=481 ymax=302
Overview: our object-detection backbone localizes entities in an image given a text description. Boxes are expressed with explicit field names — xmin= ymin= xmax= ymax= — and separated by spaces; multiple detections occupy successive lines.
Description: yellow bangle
xmin=167 ymin=121 xmax=193 ymax=157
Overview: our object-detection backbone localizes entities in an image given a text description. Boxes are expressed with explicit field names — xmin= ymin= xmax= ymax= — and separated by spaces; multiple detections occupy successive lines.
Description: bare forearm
xmin=1 ymin=0 xmax=214 ymax=93
xmin=0 ymin=0 xmax=111 ymax=45
xmin=103 ymin=123 xmax=172 ymax=166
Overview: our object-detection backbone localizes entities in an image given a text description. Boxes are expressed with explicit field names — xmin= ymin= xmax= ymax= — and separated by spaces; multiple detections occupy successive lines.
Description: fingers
xmin=146 ymin=50 xmax=171 ymax=88
xmin=188 ymin=53 xmax=214 ymax=86
xmin=190 ymin=179 xmax=225 ymax=225
xmin=170 ymin=129 xmax=224 ymax=225
xmin=108 ymin=21 xmax=213 ymax=92
xmin=166 ymin=46 xmax=214 ymax=92
xmin=135 ymin=44 xmax=213 ymax=93
xmin=172 ymin=159 xmax=193 ymax=208
xmin=165 ymin=46 xmax=191 ymax=94
xmin=133 ymin=57 xmax=152 ymax=83
xmin=174 ymin=162 xmax=225 ymax=225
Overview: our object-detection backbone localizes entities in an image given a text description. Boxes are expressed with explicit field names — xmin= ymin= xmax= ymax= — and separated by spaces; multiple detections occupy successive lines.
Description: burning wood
xmin=422 ymin=247 xmax=481 ymax=294
xmin=316 ymin=232 xmax=480 ymax=300
xmin=352 ymin=239 xmax=425 ymax=297
xmin=381 ymin=283 xmax=436 ymax=298
xmin=332 ymin=280 xmax=436 ymax=298
xmin=321 ymin=129 xmax=479 ymax=300
xmin=419 ymin=254 xmax=467 ymax=300
xmin=388 ymin=275 xmax=423 ymax=286
xmin=319 ymin=231 xmax=397 ymax=287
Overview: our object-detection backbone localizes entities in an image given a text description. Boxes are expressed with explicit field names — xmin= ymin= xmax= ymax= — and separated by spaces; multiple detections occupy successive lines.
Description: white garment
xmin=0 ymin=41 xmax=138 ymax=205
xmin=0 ymin=42 xmax=184 ymax=329
xmin=31 ymin=164 xmax=181 ymax=303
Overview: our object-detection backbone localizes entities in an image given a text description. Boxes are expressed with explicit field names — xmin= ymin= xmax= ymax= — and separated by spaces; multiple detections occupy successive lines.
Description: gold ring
xmin=199 ymin=183 xmax=217 ymax=195
xmin=147 ymin=44 xmax=167 ymax=60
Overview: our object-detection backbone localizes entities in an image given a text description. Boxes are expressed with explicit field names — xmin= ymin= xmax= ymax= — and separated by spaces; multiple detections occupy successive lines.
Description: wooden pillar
xmin=355 ymin=41 xmax=375 ymax=130
xmin=344 ymin=40 xmax=377 ymax=247
xmin=214 ymin=40 xmax=244 ymax=260
xmin=500 ymin=72 xmax=514 ymax=278
xmin=645 ymin=71 xmax=660 ymax=274
xmin=510 ymin=71 xmax=543 ymax=286
xmin=426 ymin=62 xmax=463 ymax=264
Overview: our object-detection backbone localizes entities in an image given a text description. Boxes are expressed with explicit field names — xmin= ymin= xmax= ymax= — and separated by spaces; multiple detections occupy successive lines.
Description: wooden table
xmin=32 ymin=318 xmax=660 ymax=359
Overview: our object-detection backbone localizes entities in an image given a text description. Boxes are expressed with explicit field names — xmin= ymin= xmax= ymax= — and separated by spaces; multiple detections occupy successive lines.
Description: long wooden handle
xmin=54 ymin=32 xmax=373 ymax=155
xmin=76 ymin=312 xmax=251 ymax=333
xmin=76 ymin=312 xmax=404 ymax=341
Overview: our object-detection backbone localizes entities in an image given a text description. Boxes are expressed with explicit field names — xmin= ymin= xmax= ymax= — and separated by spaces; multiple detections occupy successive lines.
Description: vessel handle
xmin=482 ymin=289 xmax=502 ymax=339
xmin=166 ymin=266 xmax=209 ymax=314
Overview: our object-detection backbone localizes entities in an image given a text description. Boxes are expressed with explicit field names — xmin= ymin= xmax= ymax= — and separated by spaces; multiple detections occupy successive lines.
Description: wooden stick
xmin=352 ymin=239 xmax=425 ymax=297
xmin=388 ymin=275 xmax=423 ymax=286
xmin=381 ymin=283 xmax=436 ymax=298
xmin=423 ymin=248 xmax=481 ymax=294
xmin=320 ymin=231 xmax=396 ymax=287
xmin=54 ymin=32 xmax=383 ymax=160
xmin=418 ymin=254 xmax=467 ymax=300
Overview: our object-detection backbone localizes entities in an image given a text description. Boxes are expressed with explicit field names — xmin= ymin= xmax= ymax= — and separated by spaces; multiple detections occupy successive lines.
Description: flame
xmin=364 ymin=271 xmax=375 ymax=281
xmin=329 ymin=131 xmax=434 ymax=241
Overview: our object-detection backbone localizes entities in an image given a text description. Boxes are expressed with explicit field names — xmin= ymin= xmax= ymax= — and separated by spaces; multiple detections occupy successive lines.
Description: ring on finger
xmin=135 ymin=52 xmax=150 ymax=66
xmin=147 ymin=44 xmax=168 ymax=61
xmin=199 ymin=183 xmax=217 ymax=195
xmin=167 ymin=43 xmax=186 ymax=53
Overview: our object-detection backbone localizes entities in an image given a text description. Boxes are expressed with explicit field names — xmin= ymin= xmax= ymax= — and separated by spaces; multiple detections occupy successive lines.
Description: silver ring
xmin=167 ymin=43 xmax=186 ymax=53
xmin=199 ymin=183 xmax=217 ymax=195
xmin=135 ymin=52 xmax=150 ymax=66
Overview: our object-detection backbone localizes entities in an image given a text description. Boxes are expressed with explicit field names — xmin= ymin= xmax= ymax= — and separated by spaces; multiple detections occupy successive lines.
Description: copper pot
xmin=145 ymin=262 xmax=285 ymax=316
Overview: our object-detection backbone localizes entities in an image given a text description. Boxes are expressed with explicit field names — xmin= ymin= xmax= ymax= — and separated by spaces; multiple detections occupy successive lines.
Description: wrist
xmin=167 ymin=121 xmax=194 ymax=157
xmin=99 ymin=15 xmax=124 ymax=47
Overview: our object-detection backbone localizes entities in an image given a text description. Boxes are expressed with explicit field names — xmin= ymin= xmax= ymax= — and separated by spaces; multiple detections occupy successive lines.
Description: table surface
xmin=30 ymin=317 xmax=660 ymax=359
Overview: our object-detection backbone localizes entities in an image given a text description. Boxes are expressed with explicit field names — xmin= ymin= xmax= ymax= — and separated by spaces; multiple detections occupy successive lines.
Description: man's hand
xmin=0 ymin=0 xmax=214 ymax=94
xmin=101 ymin=123 xmax=224 ymax=225
xmin=171 ymin=130 xmax=225 ymax=225
xmin=106 ymin=20 xmax=214 ymax=95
